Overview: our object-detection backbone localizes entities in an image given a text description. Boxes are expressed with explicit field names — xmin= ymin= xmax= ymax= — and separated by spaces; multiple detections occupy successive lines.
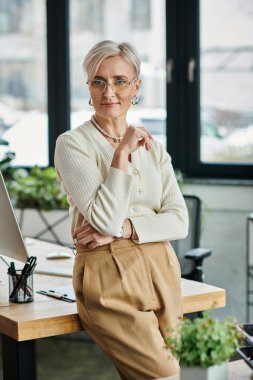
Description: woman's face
xmin=88 ymin=55 xmax=141 ymax=120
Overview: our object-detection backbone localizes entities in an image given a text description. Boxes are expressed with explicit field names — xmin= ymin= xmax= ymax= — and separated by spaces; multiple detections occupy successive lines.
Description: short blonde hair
xmin=83 ymin=40 xmax=141 ymax=80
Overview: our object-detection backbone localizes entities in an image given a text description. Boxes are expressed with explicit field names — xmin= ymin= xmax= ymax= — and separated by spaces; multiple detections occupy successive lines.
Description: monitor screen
xmin=0 ymin=171 xmax=28 ymax=262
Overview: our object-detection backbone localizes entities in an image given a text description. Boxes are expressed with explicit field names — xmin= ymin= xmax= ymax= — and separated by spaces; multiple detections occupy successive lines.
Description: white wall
xmin=183 ymin=182 xmax=253 ymax=323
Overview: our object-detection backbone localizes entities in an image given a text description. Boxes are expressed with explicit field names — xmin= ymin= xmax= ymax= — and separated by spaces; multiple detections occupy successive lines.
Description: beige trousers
xmin=73 ymin=239 xmax=182 ymax=380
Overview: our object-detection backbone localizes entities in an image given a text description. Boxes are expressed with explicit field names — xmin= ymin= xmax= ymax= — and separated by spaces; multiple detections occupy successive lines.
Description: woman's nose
xmin=103 ymin=82 xmax=115 ymax=96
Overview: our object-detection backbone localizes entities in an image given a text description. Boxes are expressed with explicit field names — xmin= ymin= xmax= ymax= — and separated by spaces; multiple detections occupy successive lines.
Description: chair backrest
xmin=171 ymin=195 xmax=201 ymax=276
xmin=247 ymin=213 xmax=253 ymax=266
xmin=246 ymin=213 xmax=253 ymax=322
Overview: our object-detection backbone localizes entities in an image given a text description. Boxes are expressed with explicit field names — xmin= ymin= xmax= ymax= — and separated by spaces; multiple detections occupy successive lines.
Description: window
xmin=166 ymin=0 xmax=253 ymax=179
xmin=70 ymin=0 xmax=166 ymax=146
xmin=131 ymin=0 xmax=151 ymax=30
xmin=71 ymin=0 xmax=104 ymax=32
xmin=1 ymin=0 xmax=251 ymax=179
xmin=200 ymin=0 xmax=253 ymax=164
xmin=0 ymin=0 xmax=48 ymax=167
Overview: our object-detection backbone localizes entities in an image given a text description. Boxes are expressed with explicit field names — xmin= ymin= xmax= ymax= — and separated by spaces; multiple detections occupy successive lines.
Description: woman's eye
xmin=92 ymin=80 xmax=104 ymax=87
xmin=114 ymin=80 xmax=127 ymax=86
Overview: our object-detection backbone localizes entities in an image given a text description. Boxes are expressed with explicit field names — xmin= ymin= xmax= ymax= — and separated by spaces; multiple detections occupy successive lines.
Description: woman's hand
xmin=111 ymin=126 xmax=153 ymax=172
xmin=118 ymin=126 xmax=153 ymax=155
xmin=73 ymin=219 xmax=137 ymax=249
xmin=73 ymin=223 xmax=114 ymax=249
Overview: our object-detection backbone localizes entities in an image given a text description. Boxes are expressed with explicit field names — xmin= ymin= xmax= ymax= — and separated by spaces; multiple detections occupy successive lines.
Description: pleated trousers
xmin=73 ymin=239 xmax=182 ymax=380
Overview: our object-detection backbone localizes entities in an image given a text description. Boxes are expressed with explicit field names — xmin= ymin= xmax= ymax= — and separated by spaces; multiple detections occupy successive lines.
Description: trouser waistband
xmin=75 ymin=238 xmax=139 ymax=254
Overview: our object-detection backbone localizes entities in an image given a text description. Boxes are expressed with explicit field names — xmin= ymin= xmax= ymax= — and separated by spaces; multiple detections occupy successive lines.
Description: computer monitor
xmin=0 ymin=170 xmax=28 ymax=262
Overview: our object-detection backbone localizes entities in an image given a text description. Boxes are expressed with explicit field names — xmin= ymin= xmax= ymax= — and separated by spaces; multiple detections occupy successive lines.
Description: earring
xmin=89 ymin=98 xmax=93 ymax=106
xmin=132 ymin=95 xmax=139 ymax=105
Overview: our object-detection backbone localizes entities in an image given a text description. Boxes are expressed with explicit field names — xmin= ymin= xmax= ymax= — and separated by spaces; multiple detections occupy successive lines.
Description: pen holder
xmin=9 ymin=270 xmax=34 ymax=303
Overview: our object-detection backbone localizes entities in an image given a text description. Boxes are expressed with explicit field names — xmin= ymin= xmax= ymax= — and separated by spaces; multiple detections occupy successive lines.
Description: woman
xmin=54 ymin=40 xmax=188 ymax=380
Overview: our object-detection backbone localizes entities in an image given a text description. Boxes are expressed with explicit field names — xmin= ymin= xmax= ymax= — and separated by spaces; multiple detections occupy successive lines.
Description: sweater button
xmin=133 ymin=169 xmax=138 ymax=174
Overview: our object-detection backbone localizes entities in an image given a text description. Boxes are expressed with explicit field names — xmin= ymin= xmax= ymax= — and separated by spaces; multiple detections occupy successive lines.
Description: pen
xmin=8 ymin=262 xmax=19 ymax=297
xmin=23 ymin=256 xmax=37 ymax=300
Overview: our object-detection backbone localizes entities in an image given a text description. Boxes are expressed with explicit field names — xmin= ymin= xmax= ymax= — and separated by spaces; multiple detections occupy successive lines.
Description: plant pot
xmin=181 ymin=362 xmax=227 ymax=380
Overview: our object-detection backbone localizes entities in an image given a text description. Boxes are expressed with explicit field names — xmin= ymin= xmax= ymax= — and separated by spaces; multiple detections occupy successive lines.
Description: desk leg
xmin=1 ymin=334 xmax=36 ymax=380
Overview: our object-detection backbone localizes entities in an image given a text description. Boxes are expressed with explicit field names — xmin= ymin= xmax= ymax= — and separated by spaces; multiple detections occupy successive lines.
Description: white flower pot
xmin=181 ymin=363 xmax=227 ymax=380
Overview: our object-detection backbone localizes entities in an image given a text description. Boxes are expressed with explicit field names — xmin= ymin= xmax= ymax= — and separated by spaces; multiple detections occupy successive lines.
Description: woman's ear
xmin=134 ymin=79 xmax=141 ymax=93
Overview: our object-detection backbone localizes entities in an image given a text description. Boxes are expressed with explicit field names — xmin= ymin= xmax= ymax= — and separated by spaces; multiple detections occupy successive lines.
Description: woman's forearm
xmin=111 ymin=148 xmax=129 ymax=173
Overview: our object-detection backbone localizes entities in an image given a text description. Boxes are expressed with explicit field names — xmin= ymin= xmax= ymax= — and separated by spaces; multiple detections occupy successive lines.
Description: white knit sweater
xmin=54 ymin=120 xmax=188 ymax=244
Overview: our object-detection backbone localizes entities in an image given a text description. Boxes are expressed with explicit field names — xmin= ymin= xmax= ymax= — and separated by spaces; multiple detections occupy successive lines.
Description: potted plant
xmin=7 ymin=165 xmax=68 ymax=210
xmin=166 ymin=311 xmax=242 ymax=380
xmin=0 ymin=151 xmax=15 ymax=180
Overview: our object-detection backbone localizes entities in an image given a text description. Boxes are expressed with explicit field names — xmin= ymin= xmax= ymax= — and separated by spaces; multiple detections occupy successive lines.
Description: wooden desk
xmin=0 ymin=239 xmax=226 ymax=380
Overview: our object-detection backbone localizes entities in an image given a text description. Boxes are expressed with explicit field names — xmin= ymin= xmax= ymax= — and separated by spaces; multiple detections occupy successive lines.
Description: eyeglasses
xmin=87 ymin=77 xmax=136 ymax=93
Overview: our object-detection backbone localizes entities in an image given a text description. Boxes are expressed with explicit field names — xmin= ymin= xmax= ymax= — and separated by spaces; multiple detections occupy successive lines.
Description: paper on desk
xmin=37 ymin=285 xmax=76 ymax=302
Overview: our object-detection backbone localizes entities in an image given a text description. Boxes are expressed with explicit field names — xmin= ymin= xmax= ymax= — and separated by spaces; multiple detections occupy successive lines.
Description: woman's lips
xmin=101 ymin=103 xmax=119 ymax=106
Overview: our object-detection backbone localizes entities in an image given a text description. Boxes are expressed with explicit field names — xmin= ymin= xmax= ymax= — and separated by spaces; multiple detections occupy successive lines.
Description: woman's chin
xmin=97 ymin=107 xmax=127 ymax=118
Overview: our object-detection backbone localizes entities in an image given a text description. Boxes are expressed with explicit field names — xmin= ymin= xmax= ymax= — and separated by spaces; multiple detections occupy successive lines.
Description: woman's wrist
xmin=123 ymin=219 xmax=132 ymax=239
xmin=115 ymin=145 xmax=130 ymax=156
xmin=111 ymin=148 xmax=129 ymax=173
xmin=122 ymin=219 xmax=138 ymax=240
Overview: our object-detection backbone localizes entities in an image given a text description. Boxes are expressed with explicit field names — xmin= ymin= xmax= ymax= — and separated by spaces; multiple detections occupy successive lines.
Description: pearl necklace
xmin=91 ymin=116 xmax=125 ymax=142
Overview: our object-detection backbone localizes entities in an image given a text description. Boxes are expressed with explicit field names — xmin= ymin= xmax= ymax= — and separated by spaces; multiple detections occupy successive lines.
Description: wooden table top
xmin=0 ymin=239 xmax=226 ymax=342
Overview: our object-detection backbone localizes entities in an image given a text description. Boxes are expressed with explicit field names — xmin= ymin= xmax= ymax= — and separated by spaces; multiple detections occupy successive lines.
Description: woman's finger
xmin=77 ymin=235 xmax=93 ymax=245
xmin=87 ymin=241 xmax=97 ymax=249
xmin=136 ymin=126 xmax=153 ymax=140
xmin=137 ymin=133 xmax=151 ymax=151
xmin=76 ymin=231 xmax=88 ymax=240
xmin=73 ymin=222 xmax=91 ymax=237
xmin=137 ymin=133 xmax=152 ymax=147
xmin=76 ymin=225 xmax=97 ymax=240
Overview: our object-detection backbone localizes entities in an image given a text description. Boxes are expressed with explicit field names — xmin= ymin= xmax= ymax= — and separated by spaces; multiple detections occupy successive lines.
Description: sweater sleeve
xmin=54 ymin=134 xmax=133 ymax=236
xmin=130 ymin=145 xmax=189 ymax=244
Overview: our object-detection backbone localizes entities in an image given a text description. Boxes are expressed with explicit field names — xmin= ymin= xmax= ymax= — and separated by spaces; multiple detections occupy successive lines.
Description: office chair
xmin=171 ymin=195 xmax=212 ymax=283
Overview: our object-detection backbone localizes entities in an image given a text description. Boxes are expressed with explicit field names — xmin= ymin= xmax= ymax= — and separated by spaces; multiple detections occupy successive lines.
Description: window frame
xmin=47 ymin=0 xmax=70 ymax=166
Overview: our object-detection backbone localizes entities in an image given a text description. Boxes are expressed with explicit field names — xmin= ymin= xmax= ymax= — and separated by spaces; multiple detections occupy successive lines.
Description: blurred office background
xmin=0 ymin=0 xmax=252 ymax=378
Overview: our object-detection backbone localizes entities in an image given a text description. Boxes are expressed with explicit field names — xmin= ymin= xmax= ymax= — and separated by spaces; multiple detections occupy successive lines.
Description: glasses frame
xmin=86 ymin=77 xmax=137 ymax=93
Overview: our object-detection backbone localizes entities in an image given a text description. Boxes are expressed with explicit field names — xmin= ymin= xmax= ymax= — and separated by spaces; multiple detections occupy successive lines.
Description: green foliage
xmin=7 ymin=166 xmax=68 ymax=210
xmin=0 ymin=152 xmax=68 ymax=211
xmin=166 ymin=311 xmax=243 ymax=368
xmin=0 ymin=151 xmax=16 ymax=180
xmin=175 ymin=169 xmax=184 ymax=190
